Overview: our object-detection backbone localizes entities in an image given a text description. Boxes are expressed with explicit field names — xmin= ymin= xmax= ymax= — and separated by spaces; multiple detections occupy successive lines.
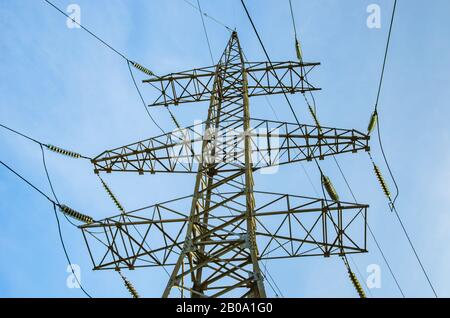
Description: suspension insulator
xmin=131 ymin=61 xmax=155 ymax=77
xmin=169 ymin=110 xmax=180 ymax=129
xmin=348 ymin=270 xmax=366 ymax=298
xmin=46 ymin=144 xmax=81 ymax=159
xmin=321 ymin=175 xmax=340 ymax=201
xmin=308 ymin=105 xmax=322 ymax=133
xmin=59 ymin=205 xmax=93 ymax=224
xmin=295 ymin=39 xmax=303 ymax=62
xmin=367 ymin=111 xmax=378 ymax=135
xmin=121 ymin=275 xmax=139 ymax=298
xmin=373 ymin=163 xmax=391 ymax=199
xmin=100 ymin=178 xmax=126 ymax=214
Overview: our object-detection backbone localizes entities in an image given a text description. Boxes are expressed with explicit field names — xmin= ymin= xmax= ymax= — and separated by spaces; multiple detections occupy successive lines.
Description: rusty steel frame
xmin=83 ymin=32 xmax=370 ymax=298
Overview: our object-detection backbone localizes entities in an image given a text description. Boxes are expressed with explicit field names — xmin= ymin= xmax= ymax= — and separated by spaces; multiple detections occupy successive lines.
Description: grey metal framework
xmin=81 ymin=32 xmax=370 ymax=298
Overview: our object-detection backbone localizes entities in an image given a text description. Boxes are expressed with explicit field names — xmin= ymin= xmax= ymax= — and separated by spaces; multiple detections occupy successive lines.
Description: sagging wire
xmin=181 ymin=0 xmax=233 ymax=32
xmin=45 ymin=0 xmax=157 ymax=79
xmin=41 ymin=145 xmax=96 ymax=301
xmin=52 ymin=202 xmax=93 ymax=298
xmin=196 ymin=0 xmax=215 ymax=64
xmin=368 ymin=0 xmax=399 ymax=207
xmin=1 ymin=123 xmax=91 ymax=160
xmin=43 ymin=0 xmax=171 ymax=134
xmin=239 ymin=0 xmax=330 ymax=190
xmin=128 ymin=60 xmax=183 ymax=134
xmin=261 ymin=261 xmax=284 ymax=298
xmin=44 ymin=0 xmax=192 ymax=137
xmin=240 ymin=1 xmax=349 ymax=299
xmin=126 ymin=61 xmax=167 ymax=134
xmin=1 ymin=122 xmax=92 ymax=227
xmin=365 ymin=0 xmax=438 ymax=297
xmin=0 ymin=159 xmax=93 ymax=297
xmin=1 ymin=122 xmax=96 ymax=295
xmin=289 ymin=0 xmax=318 ymax=115
xmin=287 ymin=0 xmax=403 ymax=297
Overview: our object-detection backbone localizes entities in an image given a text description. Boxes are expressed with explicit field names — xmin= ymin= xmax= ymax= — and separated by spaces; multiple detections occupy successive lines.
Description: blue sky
xmin=1 ymin=0 xmax=450 ymax=298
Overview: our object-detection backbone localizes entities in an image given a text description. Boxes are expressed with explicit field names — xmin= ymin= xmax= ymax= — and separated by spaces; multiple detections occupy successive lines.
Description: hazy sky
xmin=1 ymin=0 xmax=450 ymax=298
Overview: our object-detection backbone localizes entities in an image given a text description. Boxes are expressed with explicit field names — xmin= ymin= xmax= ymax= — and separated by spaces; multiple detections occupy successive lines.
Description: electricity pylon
xmin=81 ymin=32 xmax=370 ymax=298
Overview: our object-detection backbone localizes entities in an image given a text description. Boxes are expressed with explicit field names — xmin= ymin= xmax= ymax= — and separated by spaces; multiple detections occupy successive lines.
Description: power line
xmin=0 ymin=159 xmax=56 ymax=204
xmin=372 ymin=0 xmax=400 ymax=205
xmin=288 ymin=0 xmax=298 ymax=39
xmin=1 ymin=122 xmax=92 ymax=160
xmin=52 ymin=202 xmax=93 ymax=298
xmin=239 ymin=0 xmax=326 ymax=176
xmin=392 ymin=205 xmax=438 ymax=297
xmin=286 ymin=0 xmax=405 ymax=298
xmin=366 ymin=0 xmax=437 ymax=297
xmin=182 ymin=0 xmax=233 ymax=32
xmin=43 ymin=0 xmax=167 ymax=134
xmin=374 ymin=0 xmax=397 ymax=112
xmin=240 ymin=1 xmax=352 ymax=299
xmin=127 ymin=61 xmax=166 ymax=134
xmin=0 ymin=123 xmax=43 ymax=145
xmin=334 ymin=155 xmax=405 ymax=297
xmin=196 ymin=0 xmax=215 ymax=64
xmin=44 ymin=0 xmax=128 ymax=61
xmin=40 ymin=144 xmax=84 ymax=229
xmin=0 ymin=158 xmax=93 ymax=297
xmin=239 ymin=1 xmax=333 ymax=231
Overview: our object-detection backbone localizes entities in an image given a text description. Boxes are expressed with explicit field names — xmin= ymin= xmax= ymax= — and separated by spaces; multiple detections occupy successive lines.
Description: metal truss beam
xmin=80 ymin=192 xmax=368 ymax=270
xmin=91 ymin=119 xmax=370 ymax=175
xmin=144 ymin=61 xmax=320 ymax=107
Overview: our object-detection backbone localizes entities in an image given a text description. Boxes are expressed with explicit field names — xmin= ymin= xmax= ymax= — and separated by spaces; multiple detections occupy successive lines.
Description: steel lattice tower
xmin=81 ymin=32 xmax=370 ymax=298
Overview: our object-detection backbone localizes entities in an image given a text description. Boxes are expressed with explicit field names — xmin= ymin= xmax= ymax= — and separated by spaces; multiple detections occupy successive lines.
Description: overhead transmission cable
xmin=286 ymin=0 xmax=402 ymax=297
xmin=364 ymin=0 xmax=438 ymax=298
xmin=239 ymin=6 xmax=345 ymax=286
xmin=1 ymin=122 xmax=95 ymax=296
xmin=240 ymin=0 xmax=346 ymax=298
xmin=196 ymin=0 xmax=215 ymax=64
xmin=0 ymin=159 xmax=93 ymax=297
xmin=182 ymin=0 xmax=233 ymax=32
xmin=0 ymin=123 xmax=91 ymax=160
xmin=1 ymin=122 xmax=95 ymax=229
xmin=239 ymin=1 xmax=325 ymax=176
xmin=369 ymin=0 xmax=400 ymax=207
xmin=43 ymin=0 xmax=170 ymax=134
xmin=289 ymin=0 xmax=405 ymax=297
xmin=239 ymin=0 xmax=334 ymax=229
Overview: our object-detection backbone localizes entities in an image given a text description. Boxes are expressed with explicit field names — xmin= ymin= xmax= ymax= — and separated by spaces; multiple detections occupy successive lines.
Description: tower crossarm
xmin=80 ymin=192 xmax=368 ymax=271
xmin=91 ymin=119 xmax=369 ymax=175
xmin=143 ymin=61 xmax=320 ymax=107
xmin=249 ymin=119 xmax=370 ymax=169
